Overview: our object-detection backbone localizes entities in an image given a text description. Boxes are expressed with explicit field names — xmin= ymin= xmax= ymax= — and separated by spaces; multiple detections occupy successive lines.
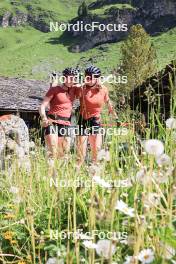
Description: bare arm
xmin=39 ymin=95 xmax=53 ymax=126
xmin=103 ymin=86 xmax=118 ymax=119
xmin=107 ymin=98 xmax=118 ymax=118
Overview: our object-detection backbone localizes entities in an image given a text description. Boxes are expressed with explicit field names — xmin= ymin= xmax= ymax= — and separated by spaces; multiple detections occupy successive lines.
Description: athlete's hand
xmin=41 ymin=118 xmax=51 ymax=128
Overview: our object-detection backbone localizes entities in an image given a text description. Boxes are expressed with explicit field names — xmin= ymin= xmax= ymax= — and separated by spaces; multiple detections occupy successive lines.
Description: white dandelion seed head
xmin=159 ymin=243 xmax=176 ymax=260
xmin=46 ymin=257 xmax=58 ymax=264
xmin=152 ymin=171 xmax=169 ymax=184
xmin=29 ymin=141 xmax=35 ymax=149
xmin=143 ymin=139 xmax=164 ymax=157
xmin=13 ymin=196 xmax=22 ymax=204
xmin=166 ymin=117 xmax=176 ymax=129
xmin=89 ymin=164 xmax=102 ymax=176
xmin=9 ymin=186 xmax=19 ymax=194
xmin=95 ymin=239 xmax=116 ymax=259
xmin=143 ymin=193 xmax=160 ymax=209
xmin=156 ymin=154 xmax=171 ymax=166
xmin=136 ymin=168 xmax=151 ymax=185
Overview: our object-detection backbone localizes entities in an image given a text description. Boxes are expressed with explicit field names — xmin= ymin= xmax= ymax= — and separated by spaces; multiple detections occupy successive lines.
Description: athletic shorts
xmin=43 ymin=123 xmax=71 ymax=137
xmin=77 ymin=116 xmax=101 ymax=136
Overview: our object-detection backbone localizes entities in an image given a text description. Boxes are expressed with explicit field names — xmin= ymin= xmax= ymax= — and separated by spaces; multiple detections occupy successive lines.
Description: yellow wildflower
xmin=3 ymin=231 xmax=14 ymax=240
xmin=10 ymin=240 xmax=18 ymax=245
xmin=4 ymin=213 xmax=16 ymax=219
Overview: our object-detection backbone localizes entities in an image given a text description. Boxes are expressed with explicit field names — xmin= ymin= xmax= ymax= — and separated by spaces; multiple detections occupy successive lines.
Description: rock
xmin=0 ymin=114 xmax=31 ymax=172
xmin=68 ymin=0 xmax=176 ymax=51
xmin=2 ymin=12 xmax=11 ymax=28
xmin=11 ymin=11 xmax=28 ymax=27
xmin=69 ymin=9 xmax=135 ymax=52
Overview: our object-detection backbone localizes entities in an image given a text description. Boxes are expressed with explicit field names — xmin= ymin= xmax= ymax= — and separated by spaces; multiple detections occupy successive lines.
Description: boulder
xmin=2 ymin=11 xmax=11 ymax=28
xmin=0 ymin=114 xmax=31 ymax=172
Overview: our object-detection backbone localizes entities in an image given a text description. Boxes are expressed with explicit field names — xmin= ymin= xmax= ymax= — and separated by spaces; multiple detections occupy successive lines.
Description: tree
xmin=120 ymin=24 xmax=157 ymax=93
xmin=78 ymin=1 xmax=88 ymax=17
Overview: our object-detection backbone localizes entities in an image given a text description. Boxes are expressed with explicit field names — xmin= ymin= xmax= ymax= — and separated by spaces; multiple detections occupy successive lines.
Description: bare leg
xmin=45 ymin=134 xmax=58 ymax=159
xmin=89 ymin=134 xmax=102 ymax=163
xmin=57 ymin=137 xmax=71 ymax=158
xmin=76 ymin=136 xmax=88 ymax=166
xmin=45 ymin=134 xmax=58 ymax=177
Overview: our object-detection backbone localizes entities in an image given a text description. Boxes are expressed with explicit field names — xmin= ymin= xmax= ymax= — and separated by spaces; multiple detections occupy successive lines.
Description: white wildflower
xmin=143 ymin=139 xmax=164 ymax=157
xmin=138 ymin=248 xmax=155 ymax=263
xmin=120 ymin=239 xmax=128 ymax=245
xmin=97 ymin=149 xmax=110 ymax=161
xmin=18 ymin=219 xmax=25 ymax=224
xmin=82 ymin=240 xmax=97 ymax=249
xmin=124 ymin=256 xmax=136 ymax=264
xmin=115 ymin=200 xmax=135 ymax=217
xmin=48 ymin=158 xmax=55 ymax=167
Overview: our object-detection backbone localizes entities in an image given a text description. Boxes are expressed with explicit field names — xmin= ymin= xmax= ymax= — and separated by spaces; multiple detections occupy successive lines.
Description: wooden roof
xmin=0 ymin=76 xmax=48 ymax=112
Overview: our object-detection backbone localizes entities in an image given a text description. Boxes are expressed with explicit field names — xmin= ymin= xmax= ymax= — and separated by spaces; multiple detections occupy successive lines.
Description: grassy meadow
xmin=0 ymin=1 xmax=176 ymax=264
xmin=0 ymin=26 xmax=176 ymax=80
xmin=0 ymin=95 xmax=176 ymax=264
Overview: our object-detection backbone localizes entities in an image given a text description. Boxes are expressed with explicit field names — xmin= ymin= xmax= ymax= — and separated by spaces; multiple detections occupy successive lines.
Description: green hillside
xmin=91 ymin=3 xmax=136 ymax=16
xmin=0 ymin=25 xmax=175 ymax=80
xmin=0 ymin=0 xmax=175 ymax=79
xmin=0 ymin=0 xmax=92 ymax=21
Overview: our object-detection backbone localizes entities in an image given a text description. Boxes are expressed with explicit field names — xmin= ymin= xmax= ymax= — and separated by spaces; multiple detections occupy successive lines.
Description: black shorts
xmin=77 ymin=116 xmax=101 ymax=136
xmin=43 ymin=123 xmax=71 ymax=137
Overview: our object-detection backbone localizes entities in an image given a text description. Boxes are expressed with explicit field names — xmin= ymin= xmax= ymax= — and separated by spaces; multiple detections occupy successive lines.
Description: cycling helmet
xmin=62 ymin=67 xmax=79 ymax=77
xmin=51 ymin=71 xmax=57 ymax=77
xmin=85 ymin=65 xmax=101 ymax=77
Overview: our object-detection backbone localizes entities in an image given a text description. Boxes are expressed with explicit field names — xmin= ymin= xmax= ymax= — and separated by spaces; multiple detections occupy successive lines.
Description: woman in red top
xmin=39 ymin=68 xmax=79 ymax=159
xmin=77 ymin=66 xmax=117 ymax=165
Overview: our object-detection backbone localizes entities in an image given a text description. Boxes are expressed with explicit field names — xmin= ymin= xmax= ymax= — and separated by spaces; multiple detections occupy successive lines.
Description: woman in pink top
xmin=77 ymin=66 xmax=117 ymax=165
xmin=39 ymin=68 xmax=79 ymax=159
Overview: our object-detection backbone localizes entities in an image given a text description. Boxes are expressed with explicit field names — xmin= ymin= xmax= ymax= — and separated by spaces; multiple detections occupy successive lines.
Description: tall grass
xmin=0 ymin=104 xmax=176 ymax=264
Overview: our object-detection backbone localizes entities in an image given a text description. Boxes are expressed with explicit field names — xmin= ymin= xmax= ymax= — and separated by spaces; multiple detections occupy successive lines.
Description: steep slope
xmin=0 ymin=0 xmax=94 ymax=31
xmin=67 ymin=0 xmax=176 ymax=51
